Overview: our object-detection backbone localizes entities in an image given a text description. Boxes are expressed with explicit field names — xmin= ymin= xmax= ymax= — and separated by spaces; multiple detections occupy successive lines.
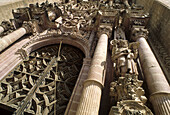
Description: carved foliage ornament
xmin=131 ymin=26 xmax=149 ymax=41
xmin=110 ymin=74 xmax=147 ymax=104
xmin=109 ymin=100 xmax=153 ymax=115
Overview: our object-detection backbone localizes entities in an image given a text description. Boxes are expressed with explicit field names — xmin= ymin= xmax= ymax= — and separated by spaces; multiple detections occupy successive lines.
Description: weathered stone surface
xmin=136 ymin=0 xmax=170 ymax=81
xmin=76 ymin=34 xmax=108 ymax=115
xmin=109 ymin=100 xmax=153 ymax=115
xmin=0 ymin=0 xmax=169 ymax=114
xmin=0 ymin=0 xmax=61 ymax=22
xmin=137 ymin=36 xmax=170 ymax=115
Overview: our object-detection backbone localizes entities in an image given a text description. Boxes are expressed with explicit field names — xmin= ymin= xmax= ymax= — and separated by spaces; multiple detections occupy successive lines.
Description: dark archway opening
xmin=0 ymin=44 xmax=84 ymax=114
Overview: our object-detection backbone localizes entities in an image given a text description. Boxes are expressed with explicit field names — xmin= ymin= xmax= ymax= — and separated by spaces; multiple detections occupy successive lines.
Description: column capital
xmin=22 ymin=21 xmax=33 ymax=34
xmin=0 ymin=21 xmax=13 ymax=31
xmin=15 ymin=48 xmax=29 ymax=60
xmin=97 ymin=26 xmax=112 ymax=38
xmin=131 ymin=26 xmax=149 ymax=41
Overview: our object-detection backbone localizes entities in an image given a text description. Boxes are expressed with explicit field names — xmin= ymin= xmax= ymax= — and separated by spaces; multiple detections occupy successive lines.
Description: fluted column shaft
xmin=150 ymin=94 xmax=170 ymax=115
xmin=137 ymin=37 xmax=170 ymax=115
xmin=0 ymin=26 xmax=4 ymax=34
xmin=76 ymin=34 xmax=108 ymax=115
xmin=0 ymin=27 xmax=26 ymax=52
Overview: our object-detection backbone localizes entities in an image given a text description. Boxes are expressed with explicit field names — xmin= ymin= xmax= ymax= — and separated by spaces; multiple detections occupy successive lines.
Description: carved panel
xmin=0 ymin=44 xmax=84 ymax=114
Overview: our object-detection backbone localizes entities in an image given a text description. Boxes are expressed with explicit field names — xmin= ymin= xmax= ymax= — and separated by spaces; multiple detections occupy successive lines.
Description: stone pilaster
xmin=76 ymin=34 xmax=108 ymax=115
xmin=132 ymin=27 xmax=170 ymax=115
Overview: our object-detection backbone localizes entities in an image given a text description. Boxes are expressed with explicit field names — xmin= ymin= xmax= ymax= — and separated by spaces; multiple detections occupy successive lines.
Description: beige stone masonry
xmin=0 ymin=0 xmax=61 ymax=22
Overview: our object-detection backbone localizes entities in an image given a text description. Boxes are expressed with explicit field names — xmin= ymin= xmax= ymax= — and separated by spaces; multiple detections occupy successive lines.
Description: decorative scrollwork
xmin=0 ymin=44 xmax=84 ymax=114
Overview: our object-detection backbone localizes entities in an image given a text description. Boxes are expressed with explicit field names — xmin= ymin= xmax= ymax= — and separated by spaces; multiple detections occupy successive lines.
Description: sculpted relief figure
xmin=110 ymin=39 xmax=139 ymax=76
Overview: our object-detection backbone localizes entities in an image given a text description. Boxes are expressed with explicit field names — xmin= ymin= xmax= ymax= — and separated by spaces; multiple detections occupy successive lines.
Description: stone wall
xmin=136 ymin=0 xmax=154 ymax=12
xmin=137 ymin=0 xmax=170 ymax=54
xmin=150 ymin=0 xmax=170 ymax=54
xmin=136 ymin=0 xmax=170 ymax=82
xmin=0 ymin=0 xmax=60 ymax=22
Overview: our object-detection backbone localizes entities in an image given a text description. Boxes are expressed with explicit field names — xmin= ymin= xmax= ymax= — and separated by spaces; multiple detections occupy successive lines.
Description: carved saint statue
xmin=110 ymin=39 xmax=139 ymax=76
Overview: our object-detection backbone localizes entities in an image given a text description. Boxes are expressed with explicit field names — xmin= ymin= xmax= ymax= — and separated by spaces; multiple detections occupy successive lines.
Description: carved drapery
xmin=0 ymin=44 xmax=84 ymax=114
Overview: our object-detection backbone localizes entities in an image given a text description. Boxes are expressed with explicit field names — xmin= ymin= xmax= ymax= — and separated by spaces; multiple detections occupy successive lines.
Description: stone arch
xmin=0 ymin=43 xmax=85 ymax=114
xmin=24 ymin=36 xmax=90 ymax=58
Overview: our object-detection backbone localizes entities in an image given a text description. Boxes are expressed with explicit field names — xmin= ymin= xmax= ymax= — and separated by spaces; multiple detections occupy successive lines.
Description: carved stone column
xmin=0 ymin=23 xmax=31 ymax=52
xmin=76 ymin=34 xmax=108 ymax=115
xmin=0 ymin=26 xmax=4 ymax=34
xmin=132 ymin=27 xmax=170 ymax=115
xmin=0 ymin=28 xmax=26 ymax=52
